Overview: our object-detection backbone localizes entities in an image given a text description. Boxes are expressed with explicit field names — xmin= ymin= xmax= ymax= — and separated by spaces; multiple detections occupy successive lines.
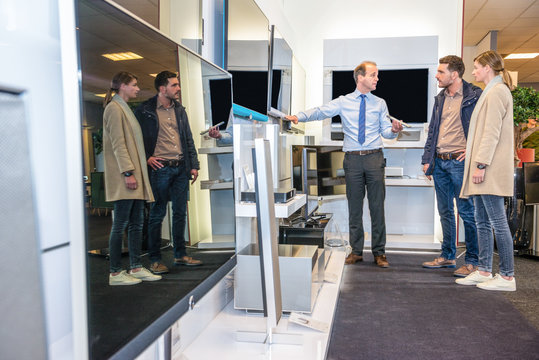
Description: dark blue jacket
xmin=421 ymin=80 xmax=482 ymax=175
xmin=134 ymin=95 xmax=200 ymax=172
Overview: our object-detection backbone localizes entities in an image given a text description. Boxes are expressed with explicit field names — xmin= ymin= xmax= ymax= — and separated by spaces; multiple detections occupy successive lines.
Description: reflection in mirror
xmin=270 ymin=27 xmax=293 ymax=115
xmin=227 ymin=0 xmax=270 ymax=114
xmin=160 ymin=0 xmax=203 ymax=54
xmin=178 ymin=48 xmax=235 ymax=249
xmin=78 ymin=1 xmax=234 ymax=358
xmin=109 ymin=0 xmax=159 ymax=28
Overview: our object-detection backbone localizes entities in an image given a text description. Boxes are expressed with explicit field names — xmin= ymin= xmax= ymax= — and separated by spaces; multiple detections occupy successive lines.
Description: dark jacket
xmin=421 ymin=80 xmax=482 ymax=176
xmin=134 ymin=95 xmax=200 ymax=172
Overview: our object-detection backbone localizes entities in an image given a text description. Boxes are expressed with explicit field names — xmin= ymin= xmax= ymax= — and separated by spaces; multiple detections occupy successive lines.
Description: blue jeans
xmin=473 ymin=195 xmax=514 ymax=277
xmin=148 ymin=165 xmax=189 ymax=262
xmin=432 ymin=157 xmax=478 ymax=264
xmin=108 ymin=199 xmax=144 ymax=273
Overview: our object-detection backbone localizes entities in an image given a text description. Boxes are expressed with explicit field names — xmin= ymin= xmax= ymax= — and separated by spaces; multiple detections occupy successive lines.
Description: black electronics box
xmin=241 ymin=187 xmax=296 ymax=203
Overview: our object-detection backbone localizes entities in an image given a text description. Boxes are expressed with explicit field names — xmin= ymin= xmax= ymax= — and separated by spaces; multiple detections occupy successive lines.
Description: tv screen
xmin=331 ymin=68 xmax=429 ymax=123
xmin=229 ymin=70 xmax=282 ymax=116
xmin=209 ymin=77 xmax=232 ymax=128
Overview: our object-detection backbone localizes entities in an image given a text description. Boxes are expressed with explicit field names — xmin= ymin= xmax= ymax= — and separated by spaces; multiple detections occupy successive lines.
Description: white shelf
xmin=195 ymin=234 xmax=235 ymax=249
xmin=235 ymin=193 xmax=306 ymax=218
xmin=199 ymin=146 xmax=234 ymax=154
xmin=200 ymin=180 xmax=233 ymax=190
xmin=385 ymin=177 xmax=433 ymax=187
xmin=181 ymin=251 xmax=346 ymax=360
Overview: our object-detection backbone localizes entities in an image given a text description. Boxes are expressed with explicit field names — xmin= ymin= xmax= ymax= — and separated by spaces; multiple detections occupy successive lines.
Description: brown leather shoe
xmin=150 ymin=262 xmax=169 ymax=274
xmin=174 ymin=256 xmax=203 ymax=266
xmin=345 ymin=253 xmax=363 ymax=264
xmin=453 ymin=264 xmax=477 ymax=277
xmin=374 ymin=255 xmax=389 ymax=268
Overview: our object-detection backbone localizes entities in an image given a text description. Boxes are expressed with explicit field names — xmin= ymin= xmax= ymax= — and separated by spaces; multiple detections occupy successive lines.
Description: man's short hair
xmin=353 ymin=61 xmax=377 ymax=84
xmin=439 ymin=55 xmax=465 ymax=78
xmin=154 ymin=70 xmax=178 ymax=92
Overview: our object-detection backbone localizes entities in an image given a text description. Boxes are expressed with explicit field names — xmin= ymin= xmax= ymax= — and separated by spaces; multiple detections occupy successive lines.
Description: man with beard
xmin=135 ymin=71 xmax=202 ymax=274
xmin=421 ymin=56 xmax=482 ymax=277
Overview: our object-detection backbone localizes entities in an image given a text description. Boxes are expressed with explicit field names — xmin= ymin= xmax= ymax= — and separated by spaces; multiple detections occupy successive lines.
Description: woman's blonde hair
xmin=474 ymin=50 xmax=513 ymax=90
xmin=103 ymin=71 xmax=138 ymax=107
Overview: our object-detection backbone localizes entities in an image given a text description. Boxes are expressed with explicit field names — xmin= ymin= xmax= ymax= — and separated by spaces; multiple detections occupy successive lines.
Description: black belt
xmin=158 ymin=158 xmax=184 ymax=167
xmin=346 ymin=148 xmax=382 ymax=156
xmin=436 ymin=152 xmax=462 ymax=160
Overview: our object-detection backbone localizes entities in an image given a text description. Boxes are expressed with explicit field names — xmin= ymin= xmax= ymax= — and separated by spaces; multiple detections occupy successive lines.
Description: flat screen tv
xmin=209 ymin=77 xmax=232 ymax=128
xmin=229 ymin=70 xmax=283 ymax=116
xmin=331 ymin=68 xmax=429 ymax=123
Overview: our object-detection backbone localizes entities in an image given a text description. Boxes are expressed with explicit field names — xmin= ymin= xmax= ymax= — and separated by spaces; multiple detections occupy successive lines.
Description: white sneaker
xmin=455 ymin=270 xmax=492 ymax=285
xmin=109 ymin=270 xmax=142 ymax=286
xmin=476 ymin=274 xmax=516 ymax=292
xmin=129 ymin=267 xmax=162 ymax=281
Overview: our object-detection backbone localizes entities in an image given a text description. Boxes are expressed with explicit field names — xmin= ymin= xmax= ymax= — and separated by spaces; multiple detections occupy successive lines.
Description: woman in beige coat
xmin=103 ymin=72 xmax=159 ymax=286
xmin=456 ymin=51 xmax=515 ymax=291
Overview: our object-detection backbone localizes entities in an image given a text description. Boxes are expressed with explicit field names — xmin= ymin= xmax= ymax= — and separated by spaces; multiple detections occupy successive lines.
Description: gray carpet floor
xmin=327 ymin=251 xmax=539 ymax=360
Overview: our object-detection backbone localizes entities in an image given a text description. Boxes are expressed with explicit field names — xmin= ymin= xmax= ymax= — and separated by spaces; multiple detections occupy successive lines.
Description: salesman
xmin=286 ymin=61 xmax=403 ymax=268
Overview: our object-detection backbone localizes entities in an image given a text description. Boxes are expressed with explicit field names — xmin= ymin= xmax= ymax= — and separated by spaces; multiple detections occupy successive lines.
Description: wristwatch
xmin=123 ymin=171 xmax=133 ymax=177
xmin=476 ymin=163 xmax=487 ymax=170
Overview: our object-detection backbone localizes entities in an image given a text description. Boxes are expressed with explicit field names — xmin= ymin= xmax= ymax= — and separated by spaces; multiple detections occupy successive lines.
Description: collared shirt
xmin=154 ymin=101 xmax=183 ymax=159
xmin=436 ymin=86 xmax=466 ymax=154
xmin=296 ymin=89 xmax=396 ymax=152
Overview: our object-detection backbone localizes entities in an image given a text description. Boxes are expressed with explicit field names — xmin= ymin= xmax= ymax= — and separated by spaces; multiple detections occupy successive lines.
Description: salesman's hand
xmin=191 ymin=169 xmax=198 ymax=184
xmin=285 ymin=115 xmax=298 ymax=125
xmin=208 ymin=126 xmax=222 ymax=139
xmin=124 ymin=175 xmax=137 ymax=190
xmin=422 ymin=164 xmax=432 ymax=180
xmin=391 ymin=119 xmax=403 ymax=133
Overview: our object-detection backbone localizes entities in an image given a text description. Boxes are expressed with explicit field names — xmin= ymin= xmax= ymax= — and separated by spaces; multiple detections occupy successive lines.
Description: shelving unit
xmin=235 ymin=193 xmax=306 ymax=218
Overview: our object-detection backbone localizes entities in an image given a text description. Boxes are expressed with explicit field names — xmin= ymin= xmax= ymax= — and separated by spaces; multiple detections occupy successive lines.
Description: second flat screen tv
xmin=331 ymin=68 xmax=429 ymax=123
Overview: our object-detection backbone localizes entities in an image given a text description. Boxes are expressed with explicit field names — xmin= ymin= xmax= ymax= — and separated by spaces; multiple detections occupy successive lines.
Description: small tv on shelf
xmin=331 ymin=68 xmax=429 ymax=124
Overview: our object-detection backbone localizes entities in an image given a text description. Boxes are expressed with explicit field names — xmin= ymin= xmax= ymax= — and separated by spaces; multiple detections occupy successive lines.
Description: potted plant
xmin=92 ymin=128 xmax=104 ymax=171
xmin=512 ymin=86 xmax=539 ymax=166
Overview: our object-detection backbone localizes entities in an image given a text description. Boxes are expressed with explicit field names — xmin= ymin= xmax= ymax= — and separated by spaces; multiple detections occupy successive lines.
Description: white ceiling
xmin=464 ymin=0 xmax=539 ymax=84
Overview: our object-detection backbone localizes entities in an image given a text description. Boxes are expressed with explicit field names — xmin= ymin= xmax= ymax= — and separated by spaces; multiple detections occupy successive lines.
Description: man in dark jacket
xmin=135 ymin=70 xmax=202 ymax=274
xmin=421 ymin=56 xmax=482 ymax=277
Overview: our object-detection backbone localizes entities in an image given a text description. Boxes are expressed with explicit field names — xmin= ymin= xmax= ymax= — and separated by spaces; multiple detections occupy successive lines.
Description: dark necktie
xmin=358 ymin=94 xmax=366 ymax=144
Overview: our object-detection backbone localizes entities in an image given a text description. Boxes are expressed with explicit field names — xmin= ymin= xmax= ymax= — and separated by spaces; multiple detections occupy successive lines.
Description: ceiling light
xmin=95 ymin=93 xmax=107 ymax=98
xmin=149 ymin=73 xmax=157 ymax=77
xmin=102 ymin=52 xmax=143 ymax=61
xmin=504 ymin=53 xmax=539 ymax=60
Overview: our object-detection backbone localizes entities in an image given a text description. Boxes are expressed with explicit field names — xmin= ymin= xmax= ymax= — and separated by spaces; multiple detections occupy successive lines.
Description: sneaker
xmin=150 ymin=262 xmax=169 ymax=274
xmin=422 ymin=257 xmax=456 ymax=268
xmin=129 ymin=267 xmax=162 ymax=281
xmin=109 ymin=270 xmax=142 ymax=286
xmin=455 ymin=270 xmax=492 ymax=285
xmin=174 ymin=256 xmax=203 ymax=266
xmin=453 ymin=264 xmax=477 ymax=278
xmin=476 ymin=274 xmax=516 ymax=292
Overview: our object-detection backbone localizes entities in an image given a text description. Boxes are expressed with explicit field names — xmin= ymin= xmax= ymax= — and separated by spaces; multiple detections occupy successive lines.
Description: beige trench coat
xmin=103 ymin=95 xmax=154 ymax=202
xmin=460 ymin=76 xmax=514 ymax=198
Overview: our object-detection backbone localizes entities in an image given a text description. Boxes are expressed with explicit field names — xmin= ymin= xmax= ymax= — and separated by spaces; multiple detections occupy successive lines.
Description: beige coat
xmin=103 ymin=95 xmax=154 ymax=202
xmin=460 ymin=76 xmax=514 ymax=198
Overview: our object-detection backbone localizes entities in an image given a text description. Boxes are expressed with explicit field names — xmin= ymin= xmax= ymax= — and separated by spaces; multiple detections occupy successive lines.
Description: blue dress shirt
xmin=296 ymin=89 xmax=397 ymax=152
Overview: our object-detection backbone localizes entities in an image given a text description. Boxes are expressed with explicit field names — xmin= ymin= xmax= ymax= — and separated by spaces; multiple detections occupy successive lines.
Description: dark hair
xmin=439 ymin=55 xmax=465 ymax=78
xmin=474 ymin=50 xmax=514 ymax=90
xmin=103 ymin=71 xmax=138 ymax=107
xmin=353 ymin=61 xmax=377 ymax=84
xmin=154 ymin=70 xmax=178 ymax=92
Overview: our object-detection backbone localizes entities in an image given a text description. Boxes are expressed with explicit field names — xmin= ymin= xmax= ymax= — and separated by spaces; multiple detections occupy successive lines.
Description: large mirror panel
xmin=78 ymin=1 xmax=234 ymax=358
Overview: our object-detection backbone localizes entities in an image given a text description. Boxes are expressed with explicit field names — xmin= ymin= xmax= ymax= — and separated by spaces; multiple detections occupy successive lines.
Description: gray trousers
xmin=343 ymin=151 xmax=386 ymax=256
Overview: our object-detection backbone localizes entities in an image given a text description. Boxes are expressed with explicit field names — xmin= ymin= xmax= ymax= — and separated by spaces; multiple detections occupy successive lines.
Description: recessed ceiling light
xmin=504 ymin=53 xmax=539 ymax=60
xmin=149 ymin=73 xmax=158 ymax=77
xmin=95 ymin=93 xmax=107 ymax=98
xmin=102 ymin=52 xmax=143 ymax=61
